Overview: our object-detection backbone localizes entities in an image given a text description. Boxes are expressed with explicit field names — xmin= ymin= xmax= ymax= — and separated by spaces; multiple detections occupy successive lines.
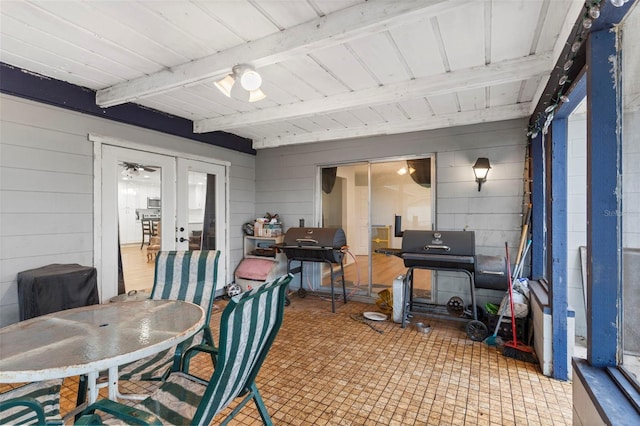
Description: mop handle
xmin=506 ymin=242 xmax=517 ymax=344
xmin=512 ymin=239 xmax=532 ymax=280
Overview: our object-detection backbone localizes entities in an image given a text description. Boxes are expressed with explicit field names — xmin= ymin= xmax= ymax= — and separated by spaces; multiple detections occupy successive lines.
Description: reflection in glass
xmin=187 ymin=172 xmax=216 ymax=250
xmin=320 ymin=158 xmax=433 ymax=299
xmin=117 ymin=163 xmax=161 ymax=293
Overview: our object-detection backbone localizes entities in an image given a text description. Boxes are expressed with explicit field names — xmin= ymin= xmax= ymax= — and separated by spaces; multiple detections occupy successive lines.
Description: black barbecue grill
xmin=378 ymin=229 xmax=508 ymax=341
xmin=274 ymin=227 xmax=347 ymax=313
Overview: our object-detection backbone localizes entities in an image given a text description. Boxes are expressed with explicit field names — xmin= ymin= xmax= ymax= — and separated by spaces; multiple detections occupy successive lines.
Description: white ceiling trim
xmin=194 ymin=52 xmax=553 ymax=133
xmin=252 ymin=103 xmax=532 ymax=149
xmin=95 ymin=0 xmax=472 ymax=108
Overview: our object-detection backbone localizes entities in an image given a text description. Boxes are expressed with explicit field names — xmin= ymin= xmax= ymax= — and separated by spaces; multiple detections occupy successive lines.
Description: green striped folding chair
xmin=118 ymin=250 xmax=221 ymax=381
xmin=76 ymin=273 xmax=293 ymax=426
xmin=0 ymin=379 xmax=63 ymax=425
xmin=77 ymin=250 xmax=220 ymax=405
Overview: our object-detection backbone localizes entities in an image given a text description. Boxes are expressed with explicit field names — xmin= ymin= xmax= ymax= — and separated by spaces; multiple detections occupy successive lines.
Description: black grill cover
xmin=18 ymin=264 xmax=99 ymax=320
xmin=280 ymin=227 xmax=346 ymax=264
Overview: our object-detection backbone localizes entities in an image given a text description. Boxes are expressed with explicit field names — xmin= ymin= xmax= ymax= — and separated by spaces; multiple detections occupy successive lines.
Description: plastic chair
xmin=76 ymin=273 xmax=293 ymax=426
xmin=0 ymin=379 xmax=64 ymax=425
xmin=76 ymin=250 xmax=220 ymax=405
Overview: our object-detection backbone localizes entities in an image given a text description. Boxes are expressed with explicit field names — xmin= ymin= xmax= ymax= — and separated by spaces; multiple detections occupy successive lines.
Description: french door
xmin=99 ymin=145 xmax=226 ymax=301
xmin=175 ymin=158 xmax=226 ymax=256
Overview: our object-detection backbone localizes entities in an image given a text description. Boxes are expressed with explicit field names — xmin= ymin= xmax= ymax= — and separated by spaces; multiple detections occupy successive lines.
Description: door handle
xmin=179 ymin=237 xmax=189 ymax=242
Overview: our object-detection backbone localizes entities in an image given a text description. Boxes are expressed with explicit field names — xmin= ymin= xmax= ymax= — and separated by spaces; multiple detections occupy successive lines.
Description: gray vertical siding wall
xmin=255 ymin=118 xmax=528 ymax=305
xmin=0 ymin=94 xmax=255 ymax=327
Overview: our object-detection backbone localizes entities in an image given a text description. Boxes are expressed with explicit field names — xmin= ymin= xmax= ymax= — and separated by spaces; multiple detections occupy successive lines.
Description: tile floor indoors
xmin=15 ymin=294 xmax=573 ymax=425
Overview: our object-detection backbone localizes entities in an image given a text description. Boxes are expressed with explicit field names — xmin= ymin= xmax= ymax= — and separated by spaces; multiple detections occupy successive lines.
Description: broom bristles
xmin=503 ymin=341 xmax=537 ymax=363
xmin=483 ymin=334 xmax=504 ymax=346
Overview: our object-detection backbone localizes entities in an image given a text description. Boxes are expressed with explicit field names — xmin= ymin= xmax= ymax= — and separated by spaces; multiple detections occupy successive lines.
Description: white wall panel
xmin=1 ymin=144 xmax=92 ymax=174
xmin=0 ymin=192 xmax=93 ymax=214
xmin=1 ymin=169 xmax=92 ymax=193
xmin=0 ymin=121 xmax=93 ymax=154
xmin=1 ymin=213 xmax=92 ymax=236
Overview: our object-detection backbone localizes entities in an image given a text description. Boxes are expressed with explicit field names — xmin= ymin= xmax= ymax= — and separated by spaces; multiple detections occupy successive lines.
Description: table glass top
xmin=0 ymin=300 xmax=204 ymax=382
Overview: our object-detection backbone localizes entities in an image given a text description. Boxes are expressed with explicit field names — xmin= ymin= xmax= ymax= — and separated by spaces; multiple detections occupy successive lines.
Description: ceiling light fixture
xmin=214 ymin=64 xmax=266 ymax=102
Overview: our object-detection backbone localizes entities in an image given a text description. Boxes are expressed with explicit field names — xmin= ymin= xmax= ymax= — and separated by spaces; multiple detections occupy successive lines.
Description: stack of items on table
xmin=253 ymin=212 xmax=282 ymax=237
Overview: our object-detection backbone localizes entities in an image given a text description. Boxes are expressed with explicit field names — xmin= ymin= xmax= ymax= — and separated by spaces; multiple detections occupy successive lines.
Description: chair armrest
xmin=181 ymin=342 xmax=219 ymax=380
xmin=78 ymin=399 xmax=161 ymax=425
xmin=0 ymin=397 xmax=49 ymax=425
xmin=73 ymin=414 xmax=102 ymax=425
xmin=170 ymin=325 xmax=215 ymax=373
xmin=186 ymin=343 xmax=218 ymax=356
xmin=182 ymin=342 xmax=219 ymax=367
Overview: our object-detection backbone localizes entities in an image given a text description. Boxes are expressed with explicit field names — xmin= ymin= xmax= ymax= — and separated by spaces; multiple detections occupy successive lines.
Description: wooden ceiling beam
xmin=96 ymin=0 xmax=469 ymax=108
xmin=252 ymin=103 xmax=532 ymax=149
xmin=194 ymin=53 xmax=552 ymax=133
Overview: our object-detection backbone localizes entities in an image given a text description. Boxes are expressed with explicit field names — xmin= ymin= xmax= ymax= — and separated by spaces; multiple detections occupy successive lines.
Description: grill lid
xmin=401 ymin=230 xmax=475 ymax=257
xmin=283 ymin=227 xmax=346 ymax=249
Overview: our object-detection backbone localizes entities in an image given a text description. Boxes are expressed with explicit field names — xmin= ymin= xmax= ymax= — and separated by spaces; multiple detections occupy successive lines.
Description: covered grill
xmin=379 ymin=229 xmax=508 ymax=340
xmin=275 ymin=227 xmax=347 ymax=312
xmin=400 ymin=230 xmax=507 ymax=290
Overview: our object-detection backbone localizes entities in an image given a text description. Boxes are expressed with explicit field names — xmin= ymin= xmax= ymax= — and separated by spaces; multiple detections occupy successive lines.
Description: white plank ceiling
xmin=0 ymin=0 xmax=586 ymax=150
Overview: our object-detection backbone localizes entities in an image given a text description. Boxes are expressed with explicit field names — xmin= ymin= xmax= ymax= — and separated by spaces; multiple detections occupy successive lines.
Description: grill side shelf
xmin=374 ymin=247 xmax=402 ymax=257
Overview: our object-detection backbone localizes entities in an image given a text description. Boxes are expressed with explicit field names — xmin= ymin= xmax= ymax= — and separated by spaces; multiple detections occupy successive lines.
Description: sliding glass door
xmin=320 ymin=156 xmax=435 ymax=299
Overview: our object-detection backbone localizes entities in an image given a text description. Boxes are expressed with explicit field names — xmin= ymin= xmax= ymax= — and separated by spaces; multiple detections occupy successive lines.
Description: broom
xmin=502 ymin=242 xmax=537 ymax=363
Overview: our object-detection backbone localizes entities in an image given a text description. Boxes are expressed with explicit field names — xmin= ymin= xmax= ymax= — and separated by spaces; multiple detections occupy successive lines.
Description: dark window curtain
xmin=322 ymin=167 xmax=338 ymax=194
xmin=117 ymin=225 xmax=125 ymax=295
xmin=407 ymin=159 xmax=431 ymax=188
xmin=201 ymin=174 xmax=216 ymax=250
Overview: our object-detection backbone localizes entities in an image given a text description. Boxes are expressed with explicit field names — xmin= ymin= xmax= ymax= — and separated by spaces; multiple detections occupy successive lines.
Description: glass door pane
xmin=371 ymin=159 xmax=433 ymax=300
xmin=117 ymin=161 xmax=161 ymax=292
xmin=320 ymin=163 xmax=368 ymax=294
xmin=101 ymin=145 xmax=176 ymax=301
xmin=320 ymin=158 xmax=435 ymax=300
xmin=176 ymin=158 xmax=227 ymax=292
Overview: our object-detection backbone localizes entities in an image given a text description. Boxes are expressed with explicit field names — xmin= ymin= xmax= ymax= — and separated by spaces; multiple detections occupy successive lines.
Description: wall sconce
xmin=472 ymin=158 xmax=491 ymax=191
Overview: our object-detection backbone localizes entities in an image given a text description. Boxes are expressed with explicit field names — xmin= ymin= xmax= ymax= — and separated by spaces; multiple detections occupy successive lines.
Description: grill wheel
xmin=466 ymin=320 xmax=489 ymax=342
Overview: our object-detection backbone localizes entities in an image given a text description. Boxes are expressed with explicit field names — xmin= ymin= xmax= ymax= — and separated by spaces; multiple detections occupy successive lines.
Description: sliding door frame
xmin=315 ymin=154 xmax=436 ymax=299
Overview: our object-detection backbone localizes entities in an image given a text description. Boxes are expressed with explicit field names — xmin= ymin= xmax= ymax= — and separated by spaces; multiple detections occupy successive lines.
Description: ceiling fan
xmin=120 ymin=162 xmax=158 ymax=178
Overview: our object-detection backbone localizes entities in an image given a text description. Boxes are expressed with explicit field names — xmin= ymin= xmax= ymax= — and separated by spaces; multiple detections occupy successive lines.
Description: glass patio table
xmin=0 ymin=299 xmax=204 ymax=404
